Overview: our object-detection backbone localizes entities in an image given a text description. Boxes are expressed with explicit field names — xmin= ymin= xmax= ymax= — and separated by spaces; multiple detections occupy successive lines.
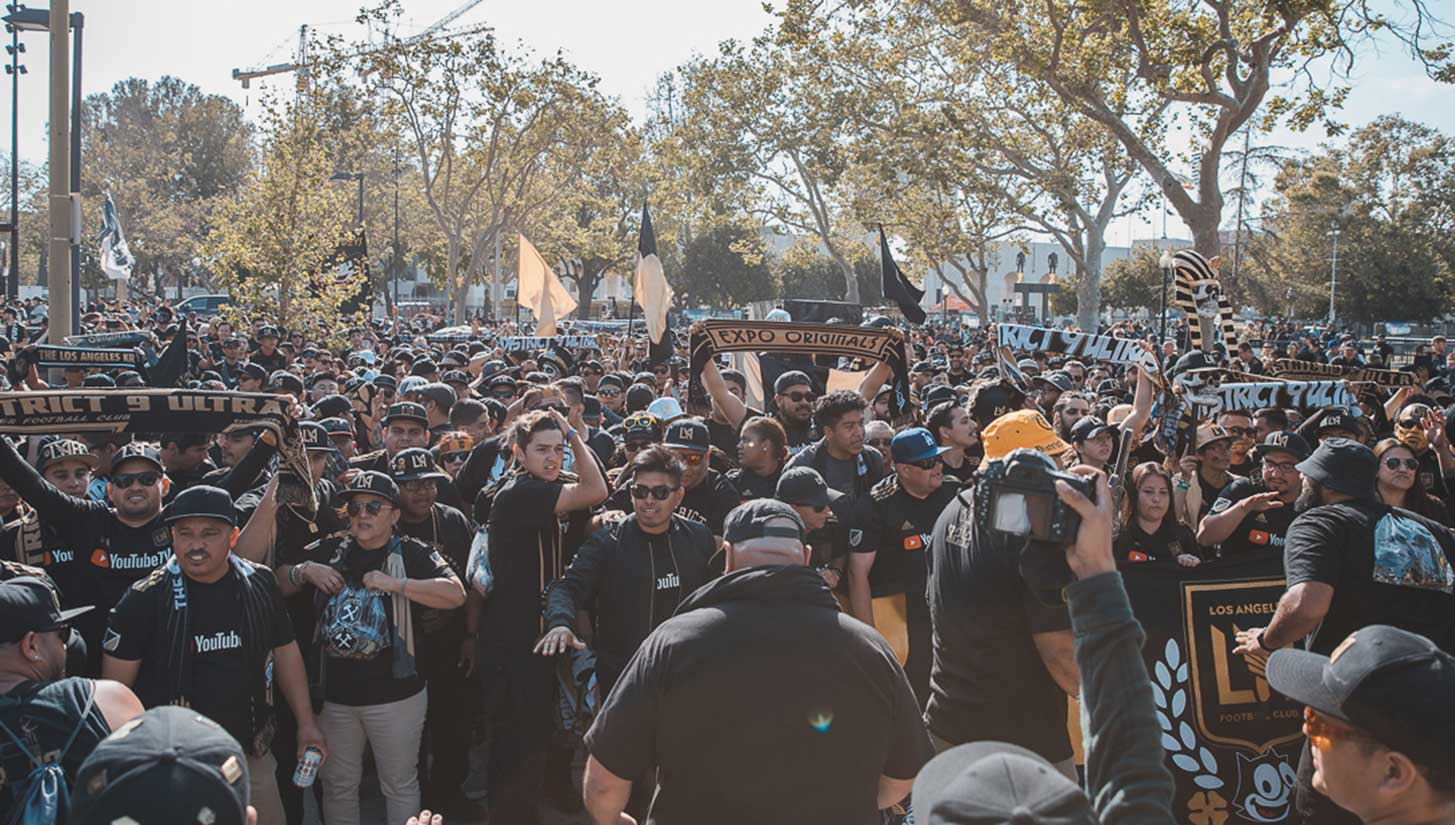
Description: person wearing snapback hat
xmin=850 ymin=427 xmax=959 ymax=706
xmin=251 ymin=325 xmax=287 ymax=375
xmin=0 ymin=576 xmax=144 ymax=816
xmin=0 ymin=439 xmax=174 ymax=675
xmin=350 ymin=401 xmax=432 ymax=475
xmin=608 ymin=418 xmax=739 ymax=542
xmin=1266 ymin=625 xmax=1455 ymax=825
xmin=1198 ymin=430 xmax=1309 ymax=557
xmin=280 ymin=471 xmax=465 ymax=825
xmin=387 ymin=447 xmax=480 ymax=817
xmin=1177 ymin=422 xmax=1244 ymax=524
xmin=776 ymin=466 xmax=852 ymax=591
xmin=582 ymin=498 xmax=932 ymax=825
xmin=101 ymin=485 xmax=324 ymax=825
xmin=1233 ymin=437 xmax=1455 ymax=825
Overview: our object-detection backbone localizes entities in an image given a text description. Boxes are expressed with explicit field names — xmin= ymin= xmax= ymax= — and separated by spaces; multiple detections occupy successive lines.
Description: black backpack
xmin=0 ymin=688 xmax=96 ymax=825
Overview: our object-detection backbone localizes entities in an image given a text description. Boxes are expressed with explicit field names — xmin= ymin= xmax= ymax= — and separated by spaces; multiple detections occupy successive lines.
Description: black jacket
xmin=545 ymin=514 xmax=717 ymax=689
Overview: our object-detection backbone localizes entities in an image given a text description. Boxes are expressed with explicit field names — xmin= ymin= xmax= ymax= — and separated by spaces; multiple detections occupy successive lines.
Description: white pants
xmin=319 ymin=688 xmax=428 ymax=825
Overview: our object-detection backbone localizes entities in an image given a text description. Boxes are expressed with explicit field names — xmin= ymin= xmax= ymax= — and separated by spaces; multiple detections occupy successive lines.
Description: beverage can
xmin=293 ymin=747 xmax=323 ymax=787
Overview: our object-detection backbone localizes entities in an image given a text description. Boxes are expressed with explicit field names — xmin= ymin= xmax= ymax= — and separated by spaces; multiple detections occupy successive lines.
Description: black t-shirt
xmin=250 ymin=348 xmax=287 ymax=375
xmin=725 ymin=467 xmax=779 ymax=502
xmin=483 ymin=474 xmax=578 ymax=657
xmin=610 ymin=469 xmax=740 ymax=538
xmin=309 ymin=536 xmax=456 ymax=706
xmin=0 ymin=678 xmax=112 ymax=814
xmin=585 ymin=566 xmax=931 ymax=825
xmin=397 ymin=503 xmax=474 ymax=634
xmin=857 ymin=476 xmax=958 ymax=598
xmin=939 ymin=455 xmax=976 ymax=490
xmin=1114 ymin=521 xmax=1201 ymax=565
xmin=1197 ymin=471 xmax=1241 ymax=522
xmin=1285 ymin=501 xmax=1455 ymax=654
xmin=924 ymin=491 xmax=1074 ymax=762
xmin=1207 ymin=478 xmax=1296 ymax=557
xmin=106 ymin=567 xmax=294 ymax=747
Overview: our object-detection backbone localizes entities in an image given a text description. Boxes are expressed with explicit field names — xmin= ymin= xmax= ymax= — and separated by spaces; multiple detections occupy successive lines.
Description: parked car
xmin=175 ymin=294 xmax=232 ymax=317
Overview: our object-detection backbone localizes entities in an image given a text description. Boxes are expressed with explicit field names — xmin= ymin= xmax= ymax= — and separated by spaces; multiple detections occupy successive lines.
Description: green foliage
xmin=678 ymin=222 xmax=777 ymax=307
xmin=1102 ymin=246 xmax=1168 ymax=312
xmin=201 ymin=95 xmax=364 ymax=347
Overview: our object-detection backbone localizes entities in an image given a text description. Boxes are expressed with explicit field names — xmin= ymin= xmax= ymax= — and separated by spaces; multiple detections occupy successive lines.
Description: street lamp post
xmin=3 ymin=7 xmax=24 ymax=300
xmin=1326 ymin=220 xmax=1341 ymax=329
xmin=1158 ymin=248 xmax=1173 ymax=344
xmin=3 ymin=3 xmax=81 ymax=333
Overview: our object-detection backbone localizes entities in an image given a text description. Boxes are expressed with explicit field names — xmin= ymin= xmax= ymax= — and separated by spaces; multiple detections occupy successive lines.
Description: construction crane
xmin=231 ymin=0 xmax=486 ymax=90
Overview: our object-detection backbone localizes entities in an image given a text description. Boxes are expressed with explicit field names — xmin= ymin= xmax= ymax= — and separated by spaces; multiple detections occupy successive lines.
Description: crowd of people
xmin=0 ymin=296 xmax=1452 ymax=825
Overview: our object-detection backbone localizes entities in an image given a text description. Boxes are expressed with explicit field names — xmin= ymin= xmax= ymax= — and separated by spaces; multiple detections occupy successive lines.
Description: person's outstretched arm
xmin=1056 ymin=470 xmax=1176 ymax=824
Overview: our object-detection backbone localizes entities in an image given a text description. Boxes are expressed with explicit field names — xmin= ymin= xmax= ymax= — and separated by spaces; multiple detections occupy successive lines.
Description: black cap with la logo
xmin=389 ymin=447 xmax=446 ymax=482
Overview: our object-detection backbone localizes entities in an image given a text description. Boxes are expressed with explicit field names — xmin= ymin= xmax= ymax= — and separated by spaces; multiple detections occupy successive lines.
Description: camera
xmin=980 ymin=448 xmax=1094 ymax=544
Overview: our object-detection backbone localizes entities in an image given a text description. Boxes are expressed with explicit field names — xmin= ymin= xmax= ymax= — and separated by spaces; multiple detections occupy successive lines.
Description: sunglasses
xmin=1396 ymin=419 xmax=1422 ymax=429
xmin=1303 ymin=707 xmax=1374 ymax=751
xmin=442 ymin=451 xmax=470 ymax=463
xmin=1384 ymin=456 xmax=1420 ymax=471
xmin=346 ymin=499 xmax=393 ymax=517
xmin=492 ymin=390 xmax=516 ymax=400
xmin=781 ymin=391 xmax=815 ymax=403
xmin=598 ymin=388 xmax=621 ymax=398
xmin=905 ymin=457 xmax=940 ymax=471
xmin=674 ymin=451 xmax=705 ymax=465
xmin=113 ymin=471 xmax=162 ymax=489
xmin=630 ymin=484 xmax=680 ymax=500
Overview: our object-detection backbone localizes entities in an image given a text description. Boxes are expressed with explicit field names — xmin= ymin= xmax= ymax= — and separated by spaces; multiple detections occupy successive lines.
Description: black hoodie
xmin=585 ymin=564 xmax=932 ymax=825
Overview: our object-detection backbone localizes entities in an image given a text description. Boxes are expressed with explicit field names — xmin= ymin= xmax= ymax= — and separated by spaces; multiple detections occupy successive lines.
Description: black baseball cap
xmin=70 ymin=706 xmax=251 ymax=825
xmin=487 ymin=374 xmax=518 ymax=392
xmin=300 ymin=421 xmax=332 ymax=452
xmin=257 ymin=324 xmax=280 ymax=339
xmin=112 ymin=443 xmax=164 ymax=473
xmin=913 ymin=740 xmax=1093 ymax=825
xmin=970 ymin=382 xmax=1026 ymax=429
xmin=924 ymin=385 xmax=957 ymax=408
xmin=622 ymin=412 xmax=663 ymax=443
xmin=37 ymin=438 xmax=98 ymax=472
xmin=1253 ymin=430 xmax=1312 ymax=462
xmin=238 ymin=362 xmax=268 ymax=381
xmin=1032 ymin=371 xmax=1075 ymax=393
xmin=310 ymin=394 xmax=353 ymax=420
xmin=1268 ymin=625 xmax=1455 ymax=775
xmin=775 ymin=467 xmax=838 ymax=509
xmin=383 ymin=401 xmax=429 ymax=427
xmin=1295 ymin=437 xmax=1377 ymax=501
xmin=1068 ymin=416 xmax=1114 ymax=444
xmin=389 ymin=447 xmax=446 ymax=481
xmin=663 ymin=419 xmax=710 ymax=453
xmin=268 ymin=371 xmax=304 ymax=395
xmin=722 ymin=498 xmax=806 ymax=544
xmin=319 ymin=416 xmax=355 ymax=436
xmin=372 ymin=374 xmax=399 ymax=391
xmin=163 ymin=485 xmax=237 ymax=527
xmin=338 ymin=470 xmax=399 ymax=504
xmin=0 ymin=576 xmax=93 ymax=643
xmin=773 ymin=370 xmax=813 ymax=393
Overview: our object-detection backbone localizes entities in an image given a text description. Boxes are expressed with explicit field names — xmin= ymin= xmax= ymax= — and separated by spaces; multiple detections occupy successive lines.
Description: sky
xmin=3 ymin=0 xmax=1451 ymax=248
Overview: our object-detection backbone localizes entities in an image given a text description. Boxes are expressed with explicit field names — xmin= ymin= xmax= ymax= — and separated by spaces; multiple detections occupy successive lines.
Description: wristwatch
xmin=1255 ymin=629 xmax=1274 ymax=652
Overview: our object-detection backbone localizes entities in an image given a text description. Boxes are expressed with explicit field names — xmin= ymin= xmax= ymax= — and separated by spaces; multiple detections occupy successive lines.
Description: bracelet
xmin=288 ymin=562 xmax=305 ymax=586
xmin=1256 ymin=630 xmax=1273 ymax=652
xmin=566 ymin=428 xmax=578 ymax=440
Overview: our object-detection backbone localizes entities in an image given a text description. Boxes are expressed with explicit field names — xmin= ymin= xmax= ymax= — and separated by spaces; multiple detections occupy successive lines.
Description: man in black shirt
xmin=785 ymin=389 xmax=884 ymax=500
xmin=1185 ymin=422 xmax=1242 ymax=524
xmin=102 ymin=486 xmax=323 ymax=825
xmin=608 ymin=419 xmax=739 ymax=542
xmin=388 ymin=447 xmax=480 ymax=818
xmin=701 ymin=360 xmax=818 ymax=453
xmin=251 ymin=325 xmax=287 ymax=375
xmin=0 ymin=576 xmax=143 ymax=815
xmin=1198 ymin=430 xmax=1308 ymax=557
xmin=851 ymin=427 xmax=959 ymax=706
xmin=1234 ymin=438 xmax=1455 ymax=825
xmin=0 ymin=440 xmax=173 ymax=676
xmin=582 ymin=499 xmax=932 ymax=825
xmin=777 ymin=467 xmax=850 ymax=592
xmin=159 ymin=432 xmax=217 ymax=495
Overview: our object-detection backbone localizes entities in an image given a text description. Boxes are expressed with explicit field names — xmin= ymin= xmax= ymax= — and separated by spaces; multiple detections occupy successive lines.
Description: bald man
xmin=582 ymin=499 xmax=932 ymax=825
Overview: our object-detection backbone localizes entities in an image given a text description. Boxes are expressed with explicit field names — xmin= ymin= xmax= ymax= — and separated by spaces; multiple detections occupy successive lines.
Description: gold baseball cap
xmin=979 ymin=409 xmax=1071 ymax=469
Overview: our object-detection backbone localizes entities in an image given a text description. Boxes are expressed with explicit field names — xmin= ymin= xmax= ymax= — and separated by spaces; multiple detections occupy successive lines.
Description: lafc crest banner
xmin=688 ymin=320 xmax=911 ymax=417
xmin=1122 ymin=557 xmax=1304 ymax=824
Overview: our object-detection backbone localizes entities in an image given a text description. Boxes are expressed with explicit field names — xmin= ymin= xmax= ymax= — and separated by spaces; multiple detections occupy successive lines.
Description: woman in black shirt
xmin=727 ymin=415 xmax=788 ymax=501
xmin=1374 ymin=438 xmax=1453 ymax=526
xmin=1114 ymin=462 xmax=1203 ymax=567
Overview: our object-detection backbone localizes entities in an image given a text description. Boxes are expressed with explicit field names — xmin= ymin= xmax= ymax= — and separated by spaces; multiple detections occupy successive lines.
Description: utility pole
xmin=67 ymin=10 xmax=79 ymax=327
xmin=45 ymin=0 xmax=69 ymax=343
xmin=5 ymin=17 xmax=21 ymax=300
xmin=1230 ymin=127 xmax=1250 ymax=285
xmin=1327 ymin=220 xmax=1341 ymax=328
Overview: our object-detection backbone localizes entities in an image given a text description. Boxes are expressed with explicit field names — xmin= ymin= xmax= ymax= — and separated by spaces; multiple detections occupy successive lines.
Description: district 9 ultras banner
xmin=1120 ymin=556 xmax=1305 ymax=824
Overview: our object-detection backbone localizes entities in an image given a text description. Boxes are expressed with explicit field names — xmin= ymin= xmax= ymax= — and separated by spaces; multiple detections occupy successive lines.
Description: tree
xmin=946 ymin=0 xmax=1454 ymax=261
xmin=673 ymin=37 xmax=864 ymax=301
xmin=82 ymin=76 xmax=254 ymax=296
xmin=776 ymin=240 xmax=882 ymax=304
xmin=201 ymin=96 xmax=363 ymax=346
xmin=1102 ymin=246 xmax=1167 ymax=313
xmin=678 ymin=222 xmax=777 ymax=307
xmin=347 ymin=2 xmax=598 ymax=322
xmin=1245 ymin=116 xmax=1455 ymax=323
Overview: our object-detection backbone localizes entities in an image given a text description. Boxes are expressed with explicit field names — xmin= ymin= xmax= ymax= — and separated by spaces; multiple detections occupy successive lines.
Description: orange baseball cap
xmin=979 ymin=409 xmax=1071 ymax=469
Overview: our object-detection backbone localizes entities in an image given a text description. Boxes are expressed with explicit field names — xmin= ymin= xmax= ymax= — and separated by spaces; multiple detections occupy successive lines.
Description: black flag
xmin=145 ymin=316 xmax=191 ymax=388
xmin=879 ymin=225 xmax=925 ymax=324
